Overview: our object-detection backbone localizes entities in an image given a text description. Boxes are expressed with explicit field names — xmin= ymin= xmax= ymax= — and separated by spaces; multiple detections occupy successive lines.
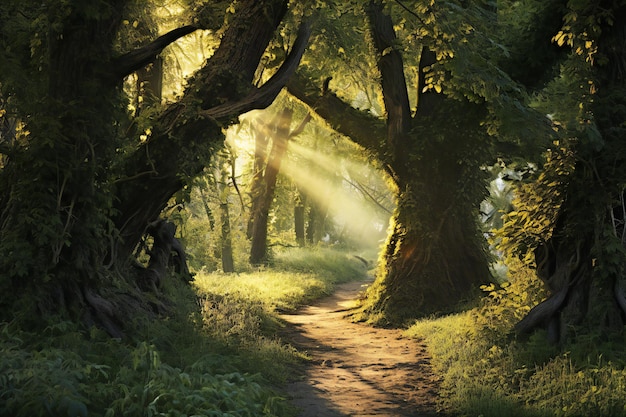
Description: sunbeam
xmin=280 ymin=141 xmax=393 ymax=248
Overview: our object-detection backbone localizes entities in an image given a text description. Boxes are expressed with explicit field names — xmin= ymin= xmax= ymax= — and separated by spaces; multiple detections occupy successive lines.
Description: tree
xmin=288 ymin=0 xmax=533 ymax=324
xmin=204 ymin=146 xmax=240 ymax=273
xmin=248 ymin=106 xmax=311 ymax=264
xmin=0 ymin=0 xmax=310 ymax=334
xmin=509 ymin=1 xmax=626 ymax=343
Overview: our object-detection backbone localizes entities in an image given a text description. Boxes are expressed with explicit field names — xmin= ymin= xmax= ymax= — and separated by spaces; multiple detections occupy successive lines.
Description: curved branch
xmin=514 ymin=284 xmax=569 ymax=336
xmin=113 ymin=0 xmax=291 ymax=262
xmin=201 ymin=20 xmax=312 ymax=120
xmin=288 ymin=112 xmax=312 ymax=138
xmin=393 ymin=0 xmax=427 ymax=26
xmin=109 ymin=25 xmax=198 ymax=80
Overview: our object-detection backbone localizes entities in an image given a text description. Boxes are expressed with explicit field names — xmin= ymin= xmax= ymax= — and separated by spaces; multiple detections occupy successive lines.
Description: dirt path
xmin=280 ymin=279 xmax=450 ymax=417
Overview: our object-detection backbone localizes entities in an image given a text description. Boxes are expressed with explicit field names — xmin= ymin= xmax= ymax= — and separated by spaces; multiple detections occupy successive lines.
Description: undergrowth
xmin=405 ymin=259 xmax=626 ymax=417
xmin=1 ymin=247 xmax=368 ymax=417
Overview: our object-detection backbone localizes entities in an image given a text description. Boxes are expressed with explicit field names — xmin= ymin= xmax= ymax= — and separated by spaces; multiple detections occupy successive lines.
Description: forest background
xmin=1 ymin=0 xmax=626 ymax=416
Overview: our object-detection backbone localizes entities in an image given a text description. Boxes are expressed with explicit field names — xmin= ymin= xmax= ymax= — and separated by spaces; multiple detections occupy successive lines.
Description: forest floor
xmin=280 ymin=278 xmax=452 ymax=417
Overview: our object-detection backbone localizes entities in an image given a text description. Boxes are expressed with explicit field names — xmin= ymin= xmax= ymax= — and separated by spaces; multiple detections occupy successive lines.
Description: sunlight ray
xmin=280 ymin=151 xmax=391 ymax=246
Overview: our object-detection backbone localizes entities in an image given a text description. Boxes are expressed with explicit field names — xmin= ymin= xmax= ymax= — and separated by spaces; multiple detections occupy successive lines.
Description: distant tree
xmin=249 ymin=107 xmax=310 ymax=265
xmin=209 ymin=147 xmax=239 ymax=273
xmin=294 ymin=192 xmax=306 ymax=246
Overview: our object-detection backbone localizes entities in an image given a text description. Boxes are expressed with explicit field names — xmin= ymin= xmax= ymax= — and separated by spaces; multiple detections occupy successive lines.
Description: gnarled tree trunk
xmin=515 ymin=3 xmax=626 ymax=343
xmin=515 ymin=167 xmax=626 ymax=343
xmin=361 ymin=110 xmax=491 ymax=323
xmin=0 ymin=0 xmax=311 ymax=335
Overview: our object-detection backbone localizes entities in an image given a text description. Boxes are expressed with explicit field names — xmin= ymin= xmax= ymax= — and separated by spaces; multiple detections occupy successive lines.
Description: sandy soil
xmin=280 ymin=279 xmax=451 ymax=417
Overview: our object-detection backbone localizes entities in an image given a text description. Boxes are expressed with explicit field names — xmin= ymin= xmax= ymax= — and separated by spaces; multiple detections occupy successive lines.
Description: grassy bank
xmin=405 ymin=263 xmax=626 ymax=417
xmin=1 ymin=248 xmax=369 ymax=417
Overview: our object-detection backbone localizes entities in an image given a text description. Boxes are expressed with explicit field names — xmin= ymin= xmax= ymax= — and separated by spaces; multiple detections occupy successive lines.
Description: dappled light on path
xmin=281 ymin=280 xmax=449 ymax=417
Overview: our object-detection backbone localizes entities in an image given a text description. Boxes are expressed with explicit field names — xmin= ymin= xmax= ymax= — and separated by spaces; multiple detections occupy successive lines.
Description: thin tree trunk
xmin=250 ymin=108 xmax=293 ymax=264
xmin=249 ymin=109 xmax=311 ymax=264
xmin=246 ymin=113 xmax=277 ymax=239
xmin=197 ymin=181 xmax=216 ymax=231
xmin=306 ymin=202 xmax=319 ymax=244
xmin=294 ymin=203 xmax=305 ymax=246
xmin=220 ymin=202 xmax=235 ymax=273
xmin=360 ymin=155 xmax=491 ymax=323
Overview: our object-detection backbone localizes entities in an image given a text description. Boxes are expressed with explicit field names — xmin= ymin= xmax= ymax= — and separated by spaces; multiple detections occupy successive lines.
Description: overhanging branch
xmin=201 ymin=20 xmax=312 ymax=120
xmin=109 ymin=25 xmax=198 ymax=80
xmin=367 ymin=0 xmax=412 ymax=143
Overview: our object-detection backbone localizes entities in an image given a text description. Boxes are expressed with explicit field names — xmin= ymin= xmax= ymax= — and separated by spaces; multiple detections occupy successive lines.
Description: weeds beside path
xmin=280 ymin=279 xmax=451 ymax=417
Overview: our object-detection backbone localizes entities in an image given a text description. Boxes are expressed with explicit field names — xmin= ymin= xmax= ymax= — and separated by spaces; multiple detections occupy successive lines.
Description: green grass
xmin=194 ymin=271 xmax=329 ymax=313
xmin=193 ymin=248 xmax=368 ymax=312
xmin=404 ymin=263 xmax=626 ymax=417
xmin=1 ymin=247 xmax=369 ymax=417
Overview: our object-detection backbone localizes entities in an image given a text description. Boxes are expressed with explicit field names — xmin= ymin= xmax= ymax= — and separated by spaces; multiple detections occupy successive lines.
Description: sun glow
xmin=224 ymin=108 xmax=394 ymax=250
xmin=280 ymin=139 xmax=394 ymax=248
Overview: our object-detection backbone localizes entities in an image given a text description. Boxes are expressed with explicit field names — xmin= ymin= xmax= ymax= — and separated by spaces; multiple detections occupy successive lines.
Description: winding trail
xmin=280 ymin=279 xmax=450 ymax=417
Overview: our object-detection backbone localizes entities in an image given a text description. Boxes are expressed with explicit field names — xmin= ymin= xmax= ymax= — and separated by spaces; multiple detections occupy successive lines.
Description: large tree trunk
xmin=515 ymin=165 xmax=626 ymax=343
xmin=359 ymin=103 xmax=492 ymax=323
xmin=359 ymin=2 xmax=491 ymax=324
xmin=0 ymin=1 xmax=129 ymax=322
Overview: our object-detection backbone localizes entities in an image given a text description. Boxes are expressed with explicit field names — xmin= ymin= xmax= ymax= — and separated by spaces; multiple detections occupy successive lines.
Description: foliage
xmin=0 ymin=247 xmax=369 ymax=416
xmin=0 ymin=323 xmax=291 ymax=417
xmin=494 ymin=142 xmax=576 ymax=265
xmin=0 ymin=246 xmax=367 ymax=416
xmin=475 ymin=258 xmax=547 ymax=341
xmin=1 ymin=252 xmax=299 ymax=416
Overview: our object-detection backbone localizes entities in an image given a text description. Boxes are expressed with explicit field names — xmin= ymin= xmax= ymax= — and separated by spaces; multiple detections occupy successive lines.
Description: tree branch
xmin=201 ymin=20 xmax=312 ymax=120
xmin=288 ymin=112 xmax=312 ymax=138
xmin=109 ymin=25 xmax=198 ymax=80
xmin=514 ymin=285 xmax=569 ymax=336
xmin=286 ymin=72 xmax=385 ymax=153
xmin=416 ymin=46 xmax=443 ymax=116
xmin=113 ymin=0 xmax=290 ymax=262
xmin=345 ymin=176 xmax=394 ymax=214
xmin=366 ymin=0 xmax=412 ymax=155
